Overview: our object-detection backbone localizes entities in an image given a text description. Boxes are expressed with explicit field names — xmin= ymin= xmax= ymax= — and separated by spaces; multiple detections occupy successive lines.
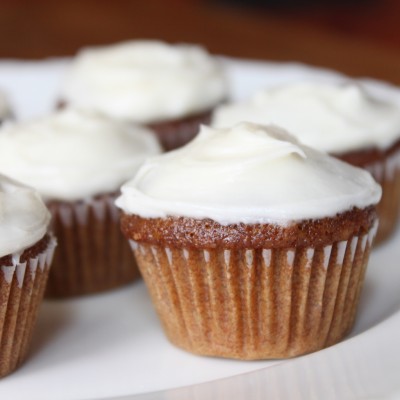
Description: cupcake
xmin=116 ymin=122 xmax=381 ymax=360
xmin=59 ymin=40 xmax=229 ymax=151
xmin=0 ymin=175 xmax=56 ymax=377
xmin=212 ymin=82 xmax=400 ymax=243
xmin=0 ymin=109 xmax=161 ymax=297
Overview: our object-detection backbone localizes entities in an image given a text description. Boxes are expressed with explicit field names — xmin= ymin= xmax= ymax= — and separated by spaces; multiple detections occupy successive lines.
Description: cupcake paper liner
xmin=0 ymin=236 xmax=56 ymax=377
xmin=148 ymin=109 xmax=212 ymax=151
xmin=365 ymin=147 xmax=400 ymax=243
xmin=46 ymin=194 xmax=139 ymax=298
xmin=130 ymin=222 xmax=377 ymax=359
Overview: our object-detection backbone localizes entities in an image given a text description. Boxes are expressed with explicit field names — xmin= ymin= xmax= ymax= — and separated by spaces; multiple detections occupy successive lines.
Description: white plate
xmin=0 ymin=58 xmax=400 ymax=400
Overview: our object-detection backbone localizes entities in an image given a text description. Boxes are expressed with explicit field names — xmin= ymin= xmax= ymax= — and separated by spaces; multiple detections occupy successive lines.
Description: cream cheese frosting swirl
xmin=0 ymin=109 xmax=161 ymax=201
xmin=212 ymin=83 xmax=400 ymax=153
xmin=61 ymin=40 xmax=228 ymax=123
xmin=116 ymin=123 xmax=382 ymax=225
xmin=0 ymin=174 xmax=50 ymax=257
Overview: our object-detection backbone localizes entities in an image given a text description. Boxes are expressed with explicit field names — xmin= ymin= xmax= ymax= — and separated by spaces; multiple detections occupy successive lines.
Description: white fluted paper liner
xmin=130 ymin=222 xmax=378 ymax=360
xmin=46 ymin=194 xmax=139 ymax=297
xmin=55 ymin=196 xmax=118 ymax=227
xmin=365 ymin=147 xmax=400 ymax=243
xmin=0 ymin=235 xmax=56 ymax=378
xmin=366 ymin=147 xmax=400 ymax=181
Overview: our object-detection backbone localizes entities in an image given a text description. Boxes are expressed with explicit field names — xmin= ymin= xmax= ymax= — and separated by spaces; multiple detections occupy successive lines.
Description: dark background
xmin=1 ymin=0 xmax=400 ymax=83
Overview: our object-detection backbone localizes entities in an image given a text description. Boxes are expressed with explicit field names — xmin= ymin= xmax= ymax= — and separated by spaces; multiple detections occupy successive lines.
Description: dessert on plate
xmin=0 ymin=108 xmax=161 ymax=297
xmin=0 ymin=175 xmax=56 ymax=377
xmin=212 ymin=82 xmax=400 ymax=243
xmin=116 ymin=122 xmax=381 ymax=359
xmin=60 ymin=40 xmax=229 ymax=150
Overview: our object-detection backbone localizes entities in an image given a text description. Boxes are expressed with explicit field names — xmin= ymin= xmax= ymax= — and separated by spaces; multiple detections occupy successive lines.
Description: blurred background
xmin=1 ymin=0 xmax=399 ymax=83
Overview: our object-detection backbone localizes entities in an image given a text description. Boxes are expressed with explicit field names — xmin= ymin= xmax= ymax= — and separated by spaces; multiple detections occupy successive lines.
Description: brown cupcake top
xmin=334 ymin=138 xmax=400 ymax=168
xmin=0 ymin=233 xmax=51 ymax=267
xmin=121 ymin=206 xmax=377 ymax=249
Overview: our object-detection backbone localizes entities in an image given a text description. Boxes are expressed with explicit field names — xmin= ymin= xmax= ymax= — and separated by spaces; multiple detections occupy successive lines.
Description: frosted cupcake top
xmin=212 ymin=83 xmax=400 ymax=153
xmin=0 ymin=175 xmax=50 ymax=257
xmin=116 ymin=123 xmax=381 ymax=225
xmin=0 ymin=109 xmax=161 ymax=201
xmin=60 ymin=40 xmax=228 ymax=124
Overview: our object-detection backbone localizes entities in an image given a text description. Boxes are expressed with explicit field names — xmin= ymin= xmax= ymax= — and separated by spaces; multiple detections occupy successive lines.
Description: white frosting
xmin=212 ymin=83 xmax=400 ymax=153
xmin=61 ymin=40 xmax=228 ymax=123
xmin=116 ymin=123 xmax=382 ymax=225
xmin=0 ymin=174 xmax=50 ymax=258
xmin=0 ymin=109 xmax=161 ymax=201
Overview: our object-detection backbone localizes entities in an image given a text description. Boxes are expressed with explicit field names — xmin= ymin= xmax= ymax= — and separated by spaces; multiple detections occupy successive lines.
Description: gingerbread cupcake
xmin=212 ymin=82 xmax=400 ymax=243
xmin=0 ymin=175 xmax=56 ymax=377
xmin=116 ymin=122 xmax=381 ymax=359
xmin=59 ymin=40 xmax=228 ymax=151
xmin=0 ymin=109 xmax=161 ymax=297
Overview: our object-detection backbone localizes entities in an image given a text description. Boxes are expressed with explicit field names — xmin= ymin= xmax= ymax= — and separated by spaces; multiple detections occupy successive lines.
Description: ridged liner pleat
xmin=46 ymin=195 xmax=139 ymax=298
xmin=366 ymin=147 xmax=400 ymax=244
xmin=0 ymin=237 xmax=56 ymax=377
xmin=131 ymin=224 xmax=377 ymax=359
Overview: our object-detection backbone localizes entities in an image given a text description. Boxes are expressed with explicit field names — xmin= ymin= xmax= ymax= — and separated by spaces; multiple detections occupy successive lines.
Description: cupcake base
xmin=365 ymin=150 xmax=400 ymax=244
xmin=0 ymin=234 xmax=56 ymax=377
xmin=147 ymin=109 xmax=212 ymax=151
xmin=122 ymin=210 xmax=377 ymax=359
xmin=337 ymin=140 xmax=400 ymax=244
xmin=46 ymin=194 xmax=139 ymax=298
